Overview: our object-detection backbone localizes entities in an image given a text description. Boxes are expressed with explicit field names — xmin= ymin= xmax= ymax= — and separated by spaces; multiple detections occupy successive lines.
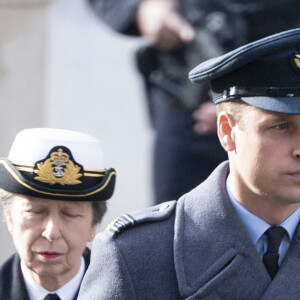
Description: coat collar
xmin=174 ymin=162 xmax=272 ymax=298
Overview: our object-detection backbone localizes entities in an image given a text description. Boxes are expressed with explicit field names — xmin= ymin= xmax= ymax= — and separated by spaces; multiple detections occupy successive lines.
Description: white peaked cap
xmin=0 ymin=128 xmax=116 ymax=201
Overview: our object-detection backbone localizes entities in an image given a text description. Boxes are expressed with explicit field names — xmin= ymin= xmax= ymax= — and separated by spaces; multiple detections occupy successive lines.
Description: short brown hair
xmin=91 ymin=201 xmax=107 ymax=224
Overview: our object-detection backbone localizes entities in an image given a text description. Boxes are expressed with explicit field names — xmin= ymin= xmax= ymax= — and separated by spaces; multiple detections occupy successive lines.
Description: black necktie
xmin=262 ymin=226 xmax=286 ymax=279
xmin=43 ymin=293 xmax=61 ymax=300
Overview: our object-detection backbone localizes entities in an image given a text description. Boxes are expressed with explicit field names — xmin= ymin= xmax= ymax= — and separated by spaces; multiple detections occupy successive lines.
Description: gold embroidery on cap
xmin=34 ymin=148 xmax=82 ymax=185
xmin=294 ymin=54 xmax=300 ymax=69
xmin=0 ymin=159 xmax=116 ymax=197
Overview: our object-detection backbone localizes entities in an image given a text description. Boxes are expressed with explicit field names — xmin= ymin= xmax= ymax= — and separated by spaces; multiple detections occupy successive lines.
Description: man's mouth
xmin=287 ymin=172 xmax=300 ymax=180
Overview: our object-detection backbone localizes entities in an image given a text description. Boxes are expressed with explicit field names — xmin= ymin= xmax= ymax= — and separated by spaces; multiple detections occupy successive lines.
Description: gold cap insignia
xmin=291 ymin=52 xmax=300 ymax=71
xmin=33 ymin=146 xmax=83 ymax=185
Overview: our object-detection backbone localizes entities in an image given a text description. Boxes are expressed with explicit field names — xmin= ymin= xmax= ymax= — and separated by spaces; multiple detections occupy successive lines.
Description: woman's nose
xmin=42 ymin=217 xmax=62 ymax=241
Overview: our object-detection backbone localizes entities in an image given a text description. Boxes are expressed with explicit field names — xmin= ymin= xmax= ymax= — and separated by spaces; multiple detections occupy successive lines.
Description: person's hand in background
xmin=193 ymin=101 xmax=218 ymax=134
xmin=136 ymin=0 xmax=195 ymax=51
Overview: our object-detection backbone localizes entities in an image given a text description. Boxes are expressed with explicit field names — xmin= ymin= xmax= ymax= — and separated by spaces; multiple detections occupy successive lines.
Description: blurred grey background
xmin=0 ymin=0 xmax=153 ymax=264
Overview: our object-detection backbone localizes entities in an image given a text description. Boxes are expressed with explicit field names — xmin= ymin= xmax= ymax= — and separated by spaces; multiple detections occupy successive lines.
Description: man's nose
xmin=293 ymin=135 xmax=300 ymax=159
xmin=42 ymin=217 xmax=62 ymax=241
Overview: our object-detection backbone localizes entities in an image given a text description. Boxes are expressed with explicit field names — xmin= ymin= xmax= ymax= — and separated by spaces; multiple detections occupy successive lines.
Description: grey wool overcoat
xmin=78 ymin=162 xmax=300 ymax=299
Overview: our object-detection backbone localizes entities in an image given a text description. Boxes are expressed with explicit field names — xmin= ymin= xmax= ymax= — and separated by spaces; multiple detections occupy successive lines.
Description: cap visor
xmin=239 ymin=96 xmax=300 ymax=114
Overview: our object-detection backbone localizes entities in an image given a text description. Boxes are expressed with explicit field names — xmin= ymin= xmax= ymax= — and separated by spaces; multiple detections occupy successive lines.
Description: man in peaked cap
xmin=0 ymin=128 xmax=116 ymax=300
xmin=78 ymin=28 xmax=300 ymax=299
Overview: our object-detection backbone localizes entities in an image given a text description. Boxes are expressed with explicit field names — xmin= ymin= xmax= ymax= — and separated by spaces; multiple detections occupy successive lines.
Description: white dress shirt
xmin=21 ymin=256 xmax=85 ymax=300
xmin=226 ymin=177 xmax=300 ymax=265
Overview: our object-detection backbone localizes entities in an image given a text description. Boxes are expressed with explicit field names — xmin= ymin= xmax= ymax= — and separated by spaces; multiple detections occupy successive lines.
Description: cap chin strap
xmin=222 ymin=86 xmax=300 ymax=99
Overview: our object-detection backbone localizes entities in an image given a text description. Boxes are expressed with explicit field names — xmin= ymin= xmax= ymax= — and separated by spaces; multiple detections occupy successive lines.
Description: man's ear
xmin=217 ymin=112 xmax=236 ymax=152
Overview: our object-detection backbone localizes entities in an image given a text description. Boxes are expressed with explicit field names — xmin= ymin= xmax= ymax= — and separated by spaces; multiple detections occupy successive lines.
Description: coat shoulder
xmin=106 ymin=200 xmax=177 ymax=237
xmin=0 ymin=253 xmax=16 ymax=281
xmin=0 ymin=253 xmax=28 ymax=299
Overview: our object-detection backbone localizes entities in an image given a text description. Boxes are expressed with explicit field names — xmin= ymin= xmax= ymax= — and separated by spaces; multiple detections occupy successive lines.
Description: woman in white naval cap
xmin=0 ymin=128 xmax=116 ymax=300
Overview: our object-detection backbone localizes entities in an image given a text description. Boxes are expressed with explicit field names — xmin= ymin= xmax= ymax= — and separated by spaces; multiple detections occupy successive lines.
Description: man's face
xmin=5 ymin=196 xmax=96 ymax=285
xmin=229 ymin=107 xmax=300 ymax=208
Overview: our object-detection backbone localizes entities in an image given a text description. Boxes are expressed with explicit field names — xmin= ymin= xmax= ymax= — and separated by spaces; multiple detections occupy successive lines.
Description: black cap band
xmin=223 ymin=86 xmax=300 ymax=99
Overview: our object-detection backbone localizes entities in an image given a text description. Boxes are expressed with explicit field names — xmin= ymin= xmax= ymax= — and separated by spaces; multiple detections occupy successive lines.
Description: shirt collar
xmin=226 ymin=176 xmax=300 ymax=243
xmin=21 ymin=256 xmax=85 ymax=300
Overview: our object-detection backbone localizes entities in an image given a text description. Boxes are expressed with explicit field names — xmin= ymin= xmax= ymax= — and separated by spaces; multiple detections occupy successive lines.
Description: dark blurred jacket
xmin=88 ymin=0 xmax=300 ymax=110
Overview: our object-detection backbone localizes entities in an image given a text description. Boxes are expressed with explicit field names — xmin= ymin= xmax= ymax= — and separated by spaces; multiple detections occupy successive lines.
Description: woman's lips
xmin=39 ymin=252 xmax=62 ymax=259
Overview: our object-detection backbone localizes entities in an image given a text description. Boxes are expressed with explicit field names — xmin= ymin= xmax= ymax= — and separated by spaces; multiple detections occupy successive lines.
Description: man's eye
xmin=274 ymin=123 xmax=288 ymax=130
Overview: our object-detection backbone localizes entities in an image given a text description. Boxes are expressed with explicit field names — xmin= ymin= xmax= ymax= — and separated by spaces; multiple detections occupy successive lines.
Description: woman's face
xmin=5 ymin=195 xmax=96 ymax=288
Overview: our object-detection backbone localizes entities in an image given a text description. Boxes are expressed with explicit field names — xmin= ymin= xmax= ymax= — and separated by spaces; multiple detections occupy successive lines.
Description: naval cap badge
xmin=33 ymin=146 xmax=83 ymax=185
xmin=291 ymin=52 xmax=300 ymax=72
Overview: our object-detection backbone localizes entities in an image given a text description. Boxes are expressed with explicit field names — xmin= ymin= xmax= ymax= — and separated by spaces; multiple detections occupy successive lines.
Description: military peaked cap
xmin=0 ymin=128 xmax=116 ymax=201
xmin=189 ymin=28 xmax=300 ymax=113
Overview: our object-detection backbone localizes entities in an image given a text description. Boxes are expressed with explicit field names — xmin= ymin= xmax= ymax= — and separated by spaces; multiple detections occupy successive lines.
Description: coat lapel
xmin=174 ymin=162 xmax=271 ymax=299
xmin=12 ymin=255 xmax=30 ymax=300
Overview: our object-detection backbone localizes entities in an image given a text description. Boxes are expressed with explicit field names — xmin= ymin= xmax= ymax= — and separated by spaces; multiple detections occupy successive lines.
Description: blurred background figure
xmin=88 ymin=0 xmax=300 ymax=204
xmin=0 ymin=128 xmax=116 ymax=300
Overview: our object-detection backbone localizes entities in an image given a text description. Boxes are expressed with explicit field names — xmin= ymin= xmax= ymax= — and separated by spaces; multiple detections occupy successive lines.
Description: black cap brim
xmin=0 ymin=158 xmax=116 ymax=201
